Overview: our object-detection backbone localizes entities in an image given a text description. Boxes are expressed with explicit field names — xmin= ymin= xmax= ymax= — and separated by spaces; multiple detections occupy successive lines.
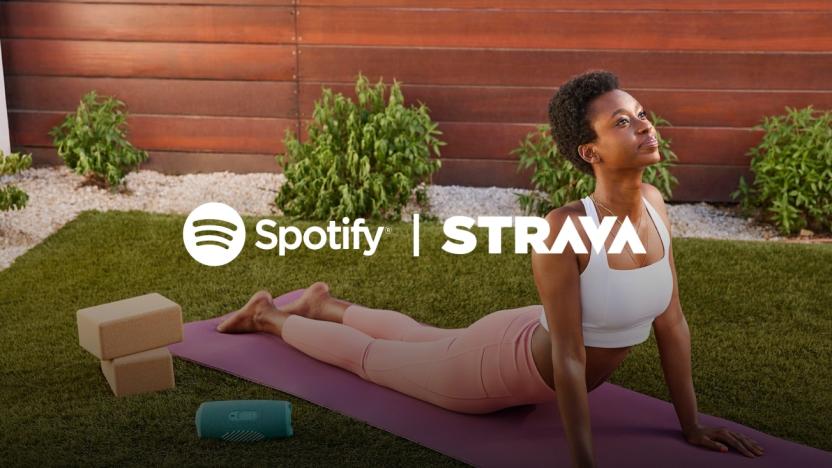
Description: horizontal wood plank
xmin=7 ymin=77 xmax=298 ymax=118
xmin=43 ymin=0 xmax=292 ymax=5
xmin=140 ymin=152 xmax=282 ymax=174
xmin=299 ymin=82 xmax=832 ymax=127
xmin=431 ymin=159 xmax=534 ymax=190
xmin=0 ymin=2 xmax=295 ymax=44
xmin=298 ymin=1 xmax=832 ymax=11
xmin=35 ymin=0 xmax=832 ymax=9
xmin=298 ymin=46 xmax=832 ymax=90
xmin=297 ymin=8 xmax=832 ymax=51
xmin=3 ymin=40 xmax=296 ymax=80
xmin=666 ymin=164 xmax=754 ymax=203
xmin=23 ymin=147 xmax=283 ymax=175
xmin=11 ymin=112 xmax=296 ymax=154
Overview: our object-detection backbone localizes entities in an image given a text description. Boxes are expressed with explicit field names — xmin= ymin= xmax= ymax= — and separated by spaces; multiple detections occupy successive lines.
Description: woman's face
xmin=580 ymin=89 xmax=660 ymax=173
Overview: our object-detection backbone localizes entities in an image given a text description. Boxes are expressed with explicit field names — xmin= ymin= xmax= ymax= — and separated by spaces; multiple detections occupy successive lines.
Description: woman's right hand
xmin=684 ymin=424 xmax=764 ymax=457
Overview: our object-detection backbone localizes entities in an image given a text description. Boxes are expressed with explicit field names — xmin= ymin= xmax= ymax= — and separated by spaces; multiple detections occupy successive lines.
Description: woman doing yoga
xmin=216 ymin=70 xmax=764 ymax=467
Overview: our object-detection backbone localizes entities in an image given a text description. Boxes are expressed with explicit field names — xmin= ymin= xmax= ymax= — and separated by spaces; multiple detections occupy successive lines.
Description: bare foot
xmin=279 ymin=282 xmax=332 ymax=320
xmin=216 ymin=290 xmax=274 ymax=333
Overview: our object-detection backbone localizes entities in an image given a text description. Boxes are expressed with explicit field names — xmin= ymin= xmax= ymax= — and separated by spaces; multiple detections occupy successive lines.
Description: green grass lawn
xmin=1 ymin=210 xmax=830 ymax=466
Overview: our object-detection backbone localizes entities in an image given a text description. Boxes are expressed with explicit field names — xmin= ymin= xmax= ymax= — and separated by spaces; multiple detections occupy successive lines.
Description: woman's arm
xmin=646 ymin=184 xmax=763 ymax=457
xmin=553 ymin=356 xmax=594 ymax=468
xmin=653 ymin=242 xmax=763 ymax=457
xmin=646 ymin=182 xmax=701 ymax=434
xmin=532 ymin=209 xmax=596 ymax=468
xmin=653 ymin=285 xmax=700 ymax=435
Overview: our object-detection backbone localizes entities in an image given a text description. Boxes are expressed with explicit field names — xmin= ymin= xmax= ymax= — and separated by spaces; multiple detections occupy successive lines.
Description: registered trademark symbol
xmin=385 ymin=226 xmax=392 ymax=233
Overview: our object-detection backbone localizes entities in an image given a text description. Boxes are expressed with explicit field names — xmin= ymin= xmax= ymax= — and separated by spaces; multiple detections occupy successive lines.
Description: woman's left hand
xmin=683 ymin=425 xmax=765 ymax=457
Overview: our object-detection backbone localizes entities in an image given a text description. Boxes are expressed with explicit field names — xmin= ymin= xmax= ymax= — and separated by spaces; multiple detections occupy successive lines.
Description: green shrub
xmin=513 ymin=112 xmax=679 ymax=216
xmin=0 ymin=150 xmax=33 ymax=211
xmin=731 ymin=106 xmax=832 ymax=235
xmin=275 ymin=74 xmax=445 ymax=221
xmin=49 ymin=90 xmax=148 ymax=191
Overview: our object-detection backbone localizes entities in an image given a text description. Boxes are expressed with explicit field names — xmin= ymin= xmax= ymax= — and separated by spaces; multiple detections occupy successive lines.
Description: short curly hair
xmin=548 ymin=70 xmax=620 ymax=177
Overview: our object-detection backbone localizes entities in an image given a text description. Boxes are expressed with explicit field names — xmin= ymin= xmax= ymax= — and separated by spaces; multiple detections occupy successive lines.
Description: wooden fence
xmin=2 ymin=1 xmax=830 ymax=201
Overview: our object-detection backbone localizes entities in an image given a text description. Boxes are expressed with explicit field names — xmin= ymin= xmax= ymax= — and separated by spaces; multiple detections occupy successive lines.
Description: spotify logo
xmin=183 ymin=202 xmax=246 ymax=266
xmin=183 ymin=203 xmax=388 ymax=266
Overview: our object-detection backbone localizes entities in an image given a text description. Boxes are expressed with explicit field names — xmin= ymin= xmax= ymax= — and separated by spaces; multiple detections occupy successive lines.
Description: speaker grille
xmin=221 ymin=430 xmax=266 ymax=442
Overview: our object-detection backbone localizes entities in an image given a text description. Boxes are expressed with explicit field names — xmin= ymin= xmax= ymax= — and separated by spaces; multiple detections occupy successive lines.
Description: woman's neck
xmin=591 ymin=176 xmax=644 ymax=220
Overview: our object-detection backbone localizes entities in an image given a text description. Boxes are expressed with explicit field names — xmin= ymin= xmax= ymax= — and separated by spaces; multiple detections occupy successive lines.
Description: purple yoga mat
xmin=168 ymin=289 xmax=830 ymax=467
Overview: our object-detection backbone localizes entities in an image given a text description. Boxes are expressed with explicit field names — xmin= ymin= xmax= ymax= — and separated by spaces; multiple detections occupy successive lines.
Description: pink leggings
xmin=281 ymin=303 xmax=555 ymax=414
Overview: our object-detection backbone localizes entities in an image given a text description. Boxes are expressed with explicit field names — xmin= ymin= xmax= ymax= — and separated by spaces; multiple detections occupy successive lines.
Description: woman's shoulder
xmin=640 ymin=183 xmax=666 ymax=211
xmin=540 ymin=199 xmax=592 ymax=254
xmin=640 ymin=183 xmax=672 ymax=236
xmin=543 ymin=198 xmax=587 ymax=224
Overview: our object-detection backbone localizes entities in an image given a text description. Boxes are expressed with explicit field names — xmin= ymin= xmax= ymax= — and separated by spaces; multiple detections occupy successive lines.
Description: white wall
xmin=0 ymin=41 xmax=10 ymax=154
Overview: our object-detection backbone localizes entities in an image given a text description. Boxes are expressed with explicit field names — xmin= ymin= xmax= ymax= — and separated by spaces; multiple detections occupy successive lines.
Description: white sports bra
xmin=539 ymin=195 xmax=673 ymax=348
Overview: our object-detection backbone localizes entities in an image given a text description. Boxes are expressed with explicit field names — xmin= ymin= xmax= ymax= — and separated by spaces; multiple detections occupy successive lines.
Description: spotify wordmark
xmin=183 ymin=203 xmax=385 ymax=266
xmin=254 ymin=217 xmax=384 ymax=257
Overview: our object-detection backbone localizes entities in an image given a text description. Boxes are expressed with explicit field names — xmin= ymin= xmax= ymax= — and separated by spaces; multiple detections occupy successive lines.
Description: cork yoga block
xmin=77 ymin=293 xmax=183 ymax=360
xmin=100 ymin=347 xmax=176 ymax=397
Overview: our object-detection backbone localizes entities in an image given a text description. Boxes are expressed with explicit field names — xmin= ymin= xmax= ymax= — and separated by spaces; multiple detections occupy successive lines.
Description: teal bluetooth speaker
xmin=195 ymin=400 xmax=293 ymax=441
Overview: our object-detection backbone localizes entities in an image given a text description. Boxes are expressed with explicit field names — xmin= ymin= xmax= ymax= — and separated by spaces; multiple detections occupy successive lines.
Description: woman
xmin=216 ymin=70 xmax=764 ymax=467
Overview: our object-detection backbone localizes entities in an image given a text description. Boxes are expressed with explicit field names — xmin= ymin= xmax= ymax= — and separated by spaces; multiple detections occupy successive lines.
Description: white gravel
xmin=0 ymin=166 xmax=783 ymax=271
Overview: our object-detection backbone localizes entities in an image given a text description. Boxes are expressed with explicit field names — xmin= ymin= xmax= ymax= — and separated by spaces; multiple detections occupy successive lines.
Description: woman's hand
xmin=683 ymin=425 xmax=765 ymax=457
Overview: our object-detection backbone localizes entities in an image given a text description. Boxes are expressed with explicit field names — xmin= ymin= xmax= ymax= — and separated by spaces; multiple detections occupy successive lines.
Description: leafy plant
xmin=0 ymin=150 xmax=33 ymax=211
xmin=513 ymin=112 xmax=679 ymax=216
xmin=731 ymin=105 xmax=832 ymax=235
xmin=275 ymin=73 xmax=445 ymax=221
xmin=49 ymin=90 xmax=148 ymax=191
